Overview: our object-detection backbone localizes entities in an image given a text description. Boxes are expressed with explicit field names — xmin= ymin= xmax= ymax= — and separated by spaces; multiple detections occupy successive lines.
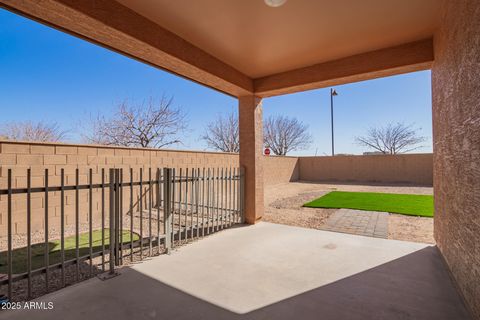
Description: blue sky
xmin=0 ymin=9 xmax=432 ymax=156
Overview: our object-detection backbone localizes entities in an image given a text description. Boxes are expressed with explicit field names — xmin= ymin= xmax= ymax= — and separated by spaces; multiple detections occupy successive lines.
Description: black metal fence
xmin=0 ymin=167 xmax=244 ymax=301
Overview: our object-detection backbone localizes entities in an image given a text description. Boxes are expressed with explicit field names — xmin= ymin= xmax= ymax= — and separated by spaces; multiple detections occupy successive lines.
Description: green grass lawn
xmin=304 ymin=191 xmax=433 ymax=217
xmin=0 ymin=229 xmax=139 ymax=274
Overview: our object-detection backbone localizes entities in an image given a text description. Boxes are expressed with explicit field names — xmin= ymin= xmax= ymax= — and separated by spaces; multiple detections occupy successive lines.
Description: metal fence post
xmin=7 ymin=169 xmax=12 ymax=300
xmin=240 ymin=167 xmax=245 ymax=223
xmin=163 ymin=168 xmax=172 ymax=253
xmin=108 ymin=168 xmax=116 ymax=274
xmin=114 ymin=169 xmax=120 ymax=266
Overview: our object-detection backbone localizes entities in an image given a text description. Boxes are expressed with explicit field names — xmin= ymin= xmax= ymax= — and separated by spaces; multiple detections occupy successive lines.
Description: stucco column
xmin=238 ymin=95 xmax=264 ymax=224
xmin=431 ymin=0 xmax=480 ymax=317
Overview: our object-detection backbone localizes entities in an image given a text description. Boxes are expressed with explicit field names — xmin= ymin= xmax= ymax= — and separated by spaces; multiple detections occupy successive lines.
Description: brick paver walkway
xmin=322 ymin=209 xmax=388 ymax=238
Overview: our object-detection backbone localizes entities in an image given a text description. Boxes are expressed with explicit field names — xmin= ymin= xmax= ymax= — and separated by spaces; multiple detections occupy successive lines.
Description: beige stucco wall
xmin=298 ymin=154 xmax=433 ymax=186
xmin=432 ymin=0 xmax=480 ymax=318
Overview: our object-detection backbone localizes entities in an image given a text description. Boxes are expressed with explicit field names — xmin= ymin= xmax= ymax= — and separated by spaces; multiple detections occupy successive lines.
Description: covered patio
xmin=0 ymin=0 xmax=478 ymax=318
xmin=0 ymin=222 xmax=471 ymax=320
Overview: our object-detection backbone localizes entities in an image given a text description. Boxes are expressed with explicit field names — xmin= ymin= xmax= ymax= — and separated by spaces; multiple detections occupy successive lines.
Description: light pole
xmin=330 ymin=88 xmax=338 ymax=156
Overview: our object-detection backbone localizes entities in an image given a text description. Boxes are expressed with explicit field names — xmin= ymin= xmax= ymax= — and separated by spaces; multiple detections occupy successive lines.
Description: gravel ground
xmin=388 ymin=214 xmax=434 ymax=243
xmin=264 ymin=181 xmax=434 ymax=243
xmin=265 ymin=191 xmax=333 ymax=229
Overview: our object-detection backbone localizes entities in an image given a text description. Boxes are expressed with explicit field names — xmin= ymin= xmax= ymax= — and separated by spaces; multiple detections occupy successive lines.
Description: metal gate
xmin=0 ymin=167 xmax=244 ymax=301
xmin=107 ymin=167 xmax=245 ymax=270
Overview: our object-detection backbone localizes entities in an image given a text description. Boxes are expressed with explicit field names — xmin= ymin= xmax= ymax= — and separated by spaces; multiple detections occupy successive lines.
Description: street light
xmin=330 ymin=88 xmax=338 ymax=156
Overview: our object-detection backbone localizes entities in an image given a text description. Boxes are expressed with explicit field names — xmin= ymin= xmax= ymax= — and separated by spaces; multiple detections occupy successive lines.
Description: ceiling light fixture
xmin=264 ymin=0 xmax=287 ymax=8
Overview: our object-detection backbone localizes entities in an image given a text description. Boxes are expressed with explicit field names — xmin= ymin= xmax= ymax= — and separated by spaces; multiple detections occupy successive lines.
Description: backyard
xmin=264 ymin=181 xmax=434 ymax=244
xmin=0 ymin=0 xmax=478 ymax=317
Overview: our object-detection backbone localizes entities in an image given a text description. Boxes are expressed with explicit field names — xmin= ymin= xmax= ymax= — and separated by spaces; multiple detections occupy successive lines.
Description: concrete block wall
xmin=0 ymin=141 xmax=301 ymax=237
xmin=263 ymin=156 xmax=299 ymax=185
xmin=298 ymin=153 xmax=433 ymax=186
xmin=0 ymin=140 xmax=434 ymax=239
xmin=0 ymin=141 xmax=239 ymax=237
xmin=262 ymin=154 xmax=432 ymax=187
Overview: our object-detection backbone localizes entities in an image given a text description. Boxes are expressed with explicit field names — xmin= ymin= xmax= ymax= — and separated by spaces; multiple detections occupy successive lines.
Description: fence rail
xmin=0 ymin=166 xmax=244 ymax=301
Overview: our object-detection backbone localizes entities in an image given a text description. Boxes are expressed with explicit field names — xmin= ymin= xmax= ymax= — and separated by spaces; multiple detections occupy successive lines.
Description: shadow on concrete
xmin=249 ymin=246 xmax=471 ymax=320
xmin=0 ymin=246 xmax=471 ymax=320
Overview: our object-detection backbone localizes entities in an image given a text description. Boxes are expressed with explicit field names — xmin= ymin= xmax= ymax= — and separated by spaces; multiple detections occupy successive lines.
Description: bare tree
xmin=0 ymin=121 xmax=67 ymax=142
xmin=85 ymin=96 xmax=187 ymax=148
xmin=201 ymin=112 xmax=239 ymax=152
xmin=202 ymin=113 xmax=312 ymax=155
xmin=263 ymin=115 xmax=312 ymax=155
xmin=355 ymin=122 xmax=426 ymax=154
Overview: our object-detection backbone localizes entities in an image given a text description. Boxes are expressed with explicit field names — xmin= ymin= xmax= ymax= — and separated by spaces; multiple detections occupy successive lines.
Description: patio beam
xmin=239 ymin=96 xmax=264 ymax=224
xmin=253 ymin=39 xmax=434 ymax=97
xmin=0 ymin=0 xmax=253 ymax=97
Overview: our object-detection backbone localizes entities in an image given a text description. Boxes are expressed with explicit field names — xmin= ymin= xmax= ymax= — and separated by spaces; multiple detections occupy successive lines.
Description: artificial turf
xmin=304 ymin=191 xmax=433 ymax=217
xmin=0 ymin=229 xmax=139 ymax=274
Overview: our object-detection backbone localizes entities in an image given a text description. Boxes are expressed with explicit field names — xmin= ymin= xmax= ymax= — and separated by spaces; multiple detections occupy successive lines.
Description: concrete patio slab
xmin=0 ymin=222 xmax=471 ymax=320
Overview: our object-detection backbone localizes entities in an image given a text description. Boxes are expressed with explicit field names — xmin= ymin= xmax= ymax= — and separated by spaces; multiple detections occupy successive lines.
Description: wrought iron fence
xmin=0 ymin=166 xmax=244 ymax=301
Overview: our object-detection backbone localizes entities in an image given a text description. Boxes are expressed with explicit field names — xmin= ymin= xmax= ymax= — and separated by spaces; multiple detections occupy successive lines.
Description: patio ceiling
xmin=117 ymin=0 xmax=441 ymax=79
xmin=0 ymin=0 xmax=441 ymax=97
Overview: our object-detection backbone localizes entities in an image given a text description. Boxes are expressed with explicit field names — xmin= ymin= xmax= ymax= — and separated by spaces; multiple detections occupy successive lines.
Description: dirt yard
xmin=264 ymin=181 xmax=434 ymax=244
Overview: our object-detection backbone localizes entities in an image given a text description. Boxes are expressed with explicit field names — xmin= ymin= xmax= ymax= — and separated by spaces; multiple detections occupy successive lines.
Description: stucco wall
xmin=432 ymin=0 xmax=480 ymax=318
xmin=298 ymin=154 xmax=433 ymax=186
